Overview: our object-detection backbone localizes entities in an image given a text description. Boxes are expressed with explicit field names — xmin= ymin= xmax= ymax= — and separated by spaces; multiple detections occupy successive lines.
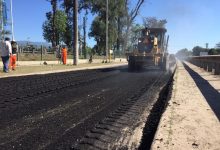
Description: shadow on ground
xmin=183 ymin=62 xmax=220 ymax=121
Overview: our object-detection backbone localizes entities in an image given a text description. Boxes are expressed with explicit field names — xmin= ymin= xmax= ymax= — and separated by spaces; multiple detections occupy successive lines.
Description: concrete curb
xmin=0 ymin=58 xmax=127 ymax=67
xmin=0 ymin=63 xmax=127 ymax=78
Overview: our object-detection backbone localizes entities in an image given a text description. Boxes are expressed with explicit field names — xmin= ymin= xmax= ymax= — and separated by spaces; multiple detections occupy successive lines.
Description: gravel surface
xmin=0 ymin=65 xmax=173 ymax=150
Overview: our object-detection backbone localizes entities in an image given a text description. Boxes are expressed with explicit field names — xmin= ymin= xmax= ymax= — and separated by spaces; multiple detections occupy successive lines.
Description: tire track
xmin=0 ymin=70 xmax=119 ymax=112
xmin=73 ymin=72 xmax=170 ymax=150
xmin=0 ymin=67 xmax=171 ymax=150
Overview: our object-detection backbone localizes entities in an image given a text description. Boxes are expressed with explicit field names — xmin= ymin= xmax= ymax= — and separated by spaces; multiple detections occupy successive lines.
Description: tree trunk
xmin=73 ymin=0 xmax=78 ymax=65
xmin=51 ymin=0 xmax=57 ymax=48
xmin=123 ymin=16 xmax=131 ymax=53
xmin=83 ymin=14 xmax=87 ymax=59
xmin=116 ymin=17 xmax=120 ymax=56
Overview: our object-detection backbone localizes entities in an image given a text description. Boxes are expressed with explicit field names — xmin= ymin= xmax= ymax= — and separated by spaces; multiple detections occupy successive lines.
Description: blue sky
xmin=136 ymin=0 xmax=220 ymax=53
xmin=6 ymin=0 xmax=51 ymax=42
xmin=5 ymin=0 xmax=220 ymax=54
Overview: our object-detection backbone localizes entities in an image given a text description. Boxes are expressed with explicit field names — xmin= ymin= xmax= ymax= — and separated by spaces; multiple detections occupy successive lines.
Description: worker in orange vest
xmin=61 ymin=46 xmax=67 ymax=65
xmin=10 ymin=41 xmax=18 ymax=70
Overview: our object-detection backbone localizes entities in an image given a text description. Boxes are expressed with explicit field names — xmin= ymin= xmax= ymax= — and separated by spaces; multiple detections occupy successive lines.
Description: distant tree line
xmin=176 ymin=42 xmax=220 ymax=59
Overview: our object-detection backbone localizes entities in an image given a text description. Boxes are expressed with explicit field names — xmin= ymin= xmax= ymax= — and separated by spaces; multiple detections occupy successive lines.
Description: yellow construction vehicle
xmin=126 ymin=27 xmax=169 ymax=71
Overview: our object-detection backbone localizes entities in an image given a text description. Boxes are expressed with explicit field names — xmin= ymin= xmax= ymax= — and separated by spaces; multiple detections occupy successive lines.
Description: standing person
xmin=89 ymin=54 xmax=93 ymax=63
xmin=55 ymin=45 xmax=61 ymax=64
xmin=10 ymin=41 xmax=18 ymax=70
xmin=61 ymin=46 xmax=67 ymax=65
xmin=0 ymin=37 xmax=12 ymax=73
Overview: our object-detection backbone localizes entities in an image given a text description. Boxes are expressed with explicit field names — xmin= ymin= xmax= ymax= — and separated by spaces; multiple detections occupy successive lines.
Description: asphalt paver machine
xmin=126 ymin=27 xmax=169 ymax=71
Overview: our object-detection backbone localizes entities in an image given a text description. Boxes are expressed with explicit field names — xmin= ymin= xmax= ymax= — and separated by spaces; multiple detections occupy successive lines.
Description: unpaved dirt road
xmin=0 ymin=66 xmax=172 ymax=150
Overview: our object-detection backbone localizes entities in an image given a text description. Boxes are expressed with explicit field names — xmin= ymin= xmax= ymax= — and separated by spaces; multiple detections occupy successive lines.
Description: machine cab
xmin=137 ymin=28 xmax=167 ymax=54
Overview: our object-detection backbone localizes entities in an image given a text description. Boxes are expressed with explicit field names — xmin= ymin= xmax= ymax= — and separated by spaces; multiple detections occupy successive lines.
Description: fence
xmin=16 ymin=45 xmax=55 ymax=61
xmin=188 ymin=55 xmax=220 ymax=75
xmin=16 ymin=45 xmax=127 ymax=61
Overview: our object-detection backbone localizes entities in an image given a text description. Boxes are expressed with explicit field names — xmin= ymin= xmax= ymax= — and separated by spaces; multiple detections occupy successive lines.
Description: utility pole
xmin=10 ymin=0 xmax=14 ymax=41
xmin=73 ymin=0 xmax=78 ymax=65
xmin=106 ymin=0 xmax=109 ymax=62
xmin=0 ymin=0 xmax=4 ymax=40
xmin=206 ymin=43 xmax=209 ymax=49
xmin=83 ymin=15 xmax=87 ymax=59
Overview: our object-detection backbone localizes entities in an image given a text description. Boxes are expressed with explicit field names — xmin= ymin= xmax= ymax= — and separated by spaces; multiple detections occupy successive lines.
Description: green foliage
xmin=84 ymin=0 xmax=121 ymax=55
xmin=42 ymin=12 xmax=53 ymax=43
xmin=143 ymin=17 xmax=167 ymax=28
xmin=208 ymin=48 xmax=220 ymax=55
xmin=54 ymin=11 xmax=67 ymax=37
xmin=63 ymin=0 xmax=73 ymax=12
xmin=62 ymin=0 xmax=73 ymax=48
xmin=130 ymin=24 xmax=144 ymax=41
xmin=86 ymin=46 xmax=94 ymax=55
xmin=79 ymin=0 xmax=145 ymax=55
xmin=63 ymin=23 xmax=72 ymax=48
xmin=42 ymin=10 xmax=67 ymax=45
xmin=192 ymin=46 xmax=207 ymax=56
xmin=79 ymin=0 xmax=93 ymax=12
xmin=45 ymin=0 xmax=58 ymax=47
xmin=89 ymin=16 xmax=106 ymax=55
xmin=57 ymin=0 xmax=145 ymax=56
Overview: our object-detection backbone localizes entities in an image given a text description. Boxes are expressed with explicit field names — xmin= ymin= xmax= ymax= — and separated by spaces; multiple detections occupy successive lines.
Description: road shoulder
xmin=151 ymin=60 xmax=220 ymax=150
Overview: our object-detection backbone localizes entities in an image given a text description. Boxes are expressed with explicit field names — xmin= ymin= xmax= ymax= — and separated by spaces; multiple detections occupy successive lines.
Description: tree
xmin=208 ymin=48 xmax=220 ymax=55
xmin=46 ymin=0 xmax=58 ymax=47
xmin=143 ymin=17 xmax=167 ymax=28
xmin=42 ymin=10 xmax=67 ymax=45
xmin=192 ymin=46 xmax=207 ymax=56
xmin=125 ymin=23 xmax=144 ymax=51
xmin=79 ymin=0 xmax=119 ymax=55
xmin=83 ymin=13 xmax=88 ymax=58
xmin=123 ymin=0 xmax=145 ymax=51
xmin=79 ymin=0 xmax=145 ymax=55
xmin=115 ymin=0 xmax=128 ymax=55
xmin=45 ymin=0 xmax=74 ymax=48
xmin=63 ymin=0 xmax=73 ymax=48
xmin=89 ymin=16 xmax=106 ymax=55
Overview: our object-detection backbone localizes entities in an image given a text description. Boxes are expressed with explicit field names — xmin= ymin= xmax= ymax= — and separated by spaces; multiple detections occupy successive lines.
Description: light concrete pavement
xmin=151 ymin=61 xmax=220 ymax=150
xmin=0 ymin=58 xmax=127 ymax=66
xmin=0 ymin=60 xmax=127 ymax=78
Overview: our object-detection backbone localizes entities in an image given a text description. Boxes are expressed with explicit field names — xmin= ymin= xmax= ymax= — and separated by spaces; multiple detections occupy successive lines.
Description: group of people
xmin=0 ymin=37 xmax=18 ymax=73
xmin=0 ymin=39 xmax=68 ymax=73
